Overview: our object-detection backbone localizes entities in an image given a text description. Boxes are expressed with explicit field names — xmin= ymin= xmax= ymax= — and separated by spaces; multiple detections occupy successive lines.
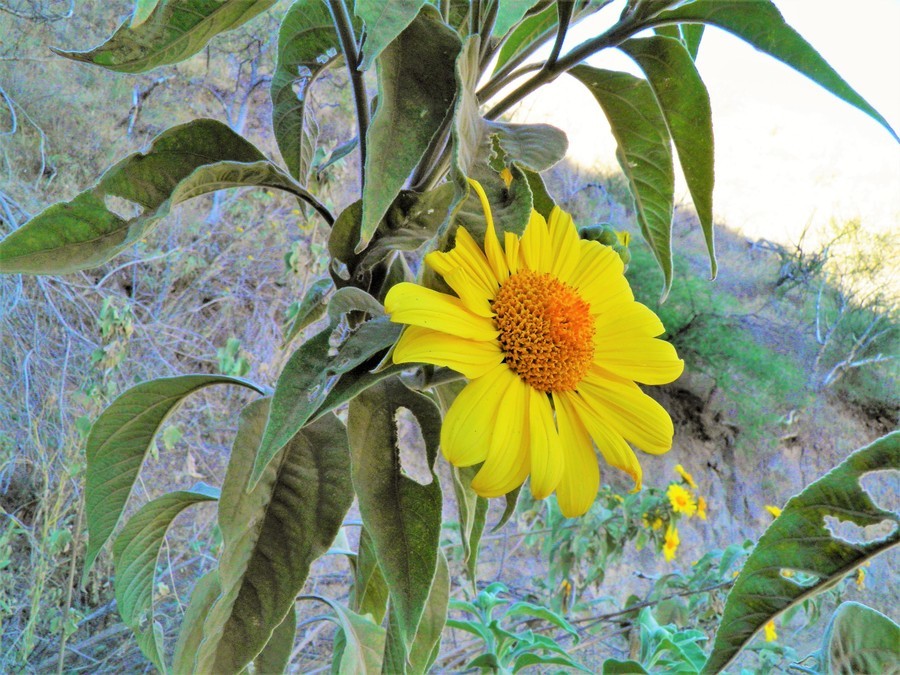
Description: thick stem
xmin=327 ymin=0 xmax=369 ymax=190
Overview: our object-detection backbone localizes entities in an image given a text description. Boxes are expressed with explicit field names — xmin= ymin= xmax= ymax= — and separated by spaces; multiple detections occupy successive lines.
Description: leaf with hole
xmin=703 ymin=431 xmax=900 ymax=673
xmin=52 ymin=0 xmax=277 ymax=73
xmin=195 ymin=399 xmax=353 ymax=673
xmin=82 ymin=374 xmax=263 ymax=580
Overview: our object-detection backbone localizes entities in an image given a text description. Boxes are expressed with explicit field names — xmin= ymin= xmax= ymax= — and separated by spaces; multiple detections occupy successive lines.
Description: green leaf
xmin=820 ymin=601 xmax=900 ymax=675
xmin=507 ymin=601 xmax=580 ymax=640
xmin=114 ymin=485 xmax=218 ymax=672
xmin=196 ymin=399 xmax=354 ymax=673
xmin=408 ymin=550 xmax=450 ymax=674
xmin=360 ymin=5 xmax=460 ymax=251
xmin=313 ymin=597 xmax=386 ymax=674
xmin=252 ymin=606 xmax=297 ymax=675
xmin=82 ymin=374 xmax=263 ymax=580
xmin=451 ymin=465 xmax=488 ymax=581
xmin=52 ymin=0 xmax=277 ymax=73
xmin=521 ymin=168 xmax=556 ymax=220
xmin=619 ymin=35 xmax=716 ymax=278
xmin=492 ymin=3 xmax=556 ymax=76
xmin=355 ymin=0 xmax=427 ymax=71
xmin=131 ymin=0 xmax=162 ymax=28
xmin=284 ymin=277 xmax=332 ymax=344
xmin=348 ymin=377 xmax=443 ymax=648
xmin=350 ymin=527 xmax=390 ymax=624
xmin=493 ymin=0 xmax=545 ymax=37
xmin=172 ymin=570 xmax=220 ymax=674
xmin=488 ymin=120 xmax=568 ymax=172
xmin=0 ymin=120 xmax=324 ymax=275
xmin=570 ymin=65 xmax=675 ymax=299
xmin=271 ymin=0 xmax=344 ymax=182
xmin=703 ymin=431 xmax=900 ymax=674
xmin=653 ymin=1 xmax=898 ymax=142
xmin=602 ymin=658 xmax=649 ymax=674
xmin=682 ymin=24 xmax=704 ymax=60
xmin=514 ymin=653 xmax=590 ymax=673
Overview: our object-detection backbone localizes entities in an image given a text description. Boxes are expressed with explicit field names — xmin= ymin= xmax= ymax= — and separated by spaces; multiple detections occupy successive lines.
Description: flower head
xmin=385 ymin=179 xmax=683 ymax=517
xmin=696 ymin=495 xmax=707 ymax=521
xmin=855 ymin=567 xmax=866 ymax=590
xmin=674 ymin=463 xmax=697 ymax=489
xmin=663 ymin=524 xmax=680 ymax=562
xmin=765 ymin=505 xmax=783 ymax=519
xmin=764 ymin=620 xmax=777 ymax=642
xmin=667 ymin=483 xmax=697 ymax=517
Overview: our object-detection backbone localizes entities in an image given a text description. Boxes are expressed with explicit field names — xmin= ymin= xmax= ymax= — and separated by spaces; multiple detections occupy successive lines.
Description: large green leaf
xmin=113 ymin=485 xmax=218 ymax=672
xmin=355 ymin=0 xmax=427 ymax=71
xmin=82 ymin=374 xmax=263 ymax=580
xmin=703 ymin=431 xmax=900 ymax=673
xmin=451 ymin=465 xmax=488 ymax=581
xmin=271 ymin=0 xmax=344 ymax=182
xmin=172 ymin=570 xmax=221 ymax=674
xmin=252 ymin=606 xmax=297 ymax=675
xmin=570 ymin=65 xmax=675 ymax=298
xmin=312 ymin=596 xmax=386 ymax=674
xmin=283 ymin=277 xmax=332 ymax=345
xmin=350 ymin=527 xmax=389 ymax=624
xmin=252 ymin=304 xmax=400 ymax=488
xmin=195 ymin=399 xmax=354 ymax=673
xmin=0 ymin=120 xmax=325 ymax=275
xmin=359 ymin=5 xmax=460 ymax=251
xmin=493 ymin=0 xmax=545 ymax=37
xmin=820 ymin=601 xmax=900 ymax=675
xmin=653 ymin=0 xmax=898 ymax=142
xmin=52 ymin=0 xmax=276 ymax=73
xmin=492 ymin=3 xmax=556 ymax=76
xmin=348 ymin=377 xmax=443 ymax=648
xmin=619 ymin=35 xmax=716 ymax=278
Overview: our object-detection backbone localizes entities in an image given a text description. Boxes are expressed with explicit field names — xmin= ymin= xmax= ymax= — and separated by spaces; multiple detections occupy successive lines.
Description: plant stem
xmin=327 ymin=0 xmax=368 ymax=190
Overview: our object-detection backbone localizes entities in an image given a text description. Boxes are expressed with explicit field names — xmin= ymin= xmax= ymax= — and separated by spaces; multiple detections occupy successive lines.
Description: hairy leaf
xmin=408 ymin=549 xmax=450 ymax=673
xmin=114 ymin=485 xmax=218 ymax=672
xmin=52 ymin=0 xmax=277 ymax=73
xmin=350 ymin=527 xmax=390 ymax=624
xmin=521 ymin=168 xmax=556 ymax=219
xmin=0 ymin=120 xmax=324 ymax=274
xmin=252 ymin=607 xmax=297 ymax=675
xmin=360 ymin=5 xmax=460 ymax=251
xmin=271 ymin=0 xmax=344 ymax=182
xmin=570 ymin=65 xmax=675 ymax=298
xmin=704 ymin=431 xmax=900 ymax=673
xmin=451 ymin=465 xmax=488 ymax=580
xmin=355 ymin=0 xmax=427 ymax=71
xmin=283 ymin=277 xmax=332 ymax=344
xmin=820 ymin=601 xmax=900 ymax=675
xmin=196 ymin=399 xmax=353 ymax=672
xmin=603 ymin=658 xmax=649 ymax=674
xmin=315 ymin=596 xmax=386 ymax=674
xmin=82 ymin=374 xmax=263 ymax=579
xmin=172 ymin=570 xmax=220 ymax=674
xmin=654 ymin=0 xmax=898 ymax=142
xmin=488 ymin=120 xmax=568 ymax=173
xmin=348 ymin=377 xmax=443 ymax=648
xmin=619 ymin=36 xmax=716 ymax=278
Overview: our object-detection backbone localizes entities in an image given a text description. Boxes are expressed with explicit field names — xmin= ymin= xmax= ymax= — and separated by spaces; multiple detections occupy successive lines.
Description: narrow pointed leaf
xmin=355 ymin=0 xmax=428 ymax=71
xmin=821 ymin=601 xmax=900 ymax=674
xmin=350 ymin=527 xmax=389 ymax=624
xmin=619 ymin=36 xmax=716 ymax=278
xmin=703 ymin=431 xmax=900 ymax=674
xmin=407 ymin=549 xmax=450 ymax=673
xmin=360 ymin=5 xmax=460 ymax=251
xmin=0 ymin=120 xmax=325 ymax=275
xmin=451 ymin=465 xmax=488 ymax=580
xmin=51 ymin=0 xmax=277 ymax=73
xmin=492 ymin=4 xmax=556 ymax=75
xmin=570 ymin=65 xmax=675 ymax=298
xmin=252 ymin=607 xmax=297 ymax=675
xmin=348 ymin=377 xmax=443 ymax=648
xmin=314 ymin=597 xmax=386 ymax=674
xmin=172 ymin=570 xmax=221 ymax=674
xmin=272 ymin=0 xmax=345 ymax=181
xmin=113 ymin=486 xmax=219 ymax=672
xmin=82 ymin=374 xmax=263 ymax=580
xmin=283 ymin=277 xmax=332 ymax=344
xmin=521 ymin=168 xmax=556 ymax=219
xmin=196 ymin=399 xmax=353 ymax=673
xmin=493 ymin=485 xmax=521 ymax=533
xmin=654 ymin=0 xmax=898 ymax=142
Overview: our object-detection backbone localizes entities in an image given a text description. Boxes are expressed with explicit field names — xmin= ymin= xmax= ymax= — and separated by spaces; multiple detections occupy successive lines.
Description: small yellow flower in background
xmin=781 ymin=568 xmax=795 ymax=578
xmin=856 ymin=567 xmax=866 ymax=590
xmin=247 ymin=255 xmax=254 ymax=261
xmin=265 ymin=190 xmax=275 ymax=197
xmin=385 ymin=179 xmax=684 ymax=517
xmin=291 ymin=208 xmax=301 ymax=216
xmin=236 ymin=226 xmax=244 ymax=233
xmin=663 ymin=524 xmax=680 ymax=562
xmin=696 ymin=495 xmax=707 ymax=521
xmin=764 ymin=620 xmax=777 ymax=642
xmin=765 ymin=505 xmax=783 ymax=519
xmin=667 ymin=483 xmax=697 ymax=517
xmin=674 ymin=463 xmax=697 ymax=489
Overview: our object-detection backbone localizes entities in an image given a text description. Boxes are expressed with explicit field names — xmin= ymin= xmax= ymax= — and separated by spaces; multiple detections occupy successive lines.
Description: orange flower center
xmin=492 ymin=270 xmax=594 ymax=392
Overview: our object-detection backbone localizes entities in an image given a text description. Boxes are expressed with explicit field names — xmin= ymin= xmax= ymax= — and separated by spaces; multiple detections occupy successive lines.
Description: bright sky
xmin=505 ymin=0 xmax=900 ymax=251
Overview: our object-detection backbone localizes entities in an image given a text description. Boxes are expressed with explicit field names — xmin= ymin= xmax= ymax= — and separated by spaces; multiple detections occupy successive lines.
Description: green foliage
xmin=816 ymin=601 xmax=900 ymax=674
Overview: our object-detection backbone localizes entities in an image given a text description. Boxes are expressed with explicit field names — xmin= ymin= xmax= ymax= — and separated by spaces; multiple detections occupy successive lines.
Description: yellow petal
xmin=393 ymin=326 xmax=503 ymax=379
xmin=528 ymin=389 xmax=564 ymax=500
xmin=548 ymin=207 xmax=580 ymax=282
xmin=385 ymin=283 xmax=498 ymax=341
xmin=427 ymin=226 xmax=497 ymax=297
xmin=443 ymin=267 xmax=494 ymax=317
xmin=579 ymin=368 xmax=675 ymax=454
xmin=564 ymin=390 xmax=642 ymax=490
xmin=504 ymin=232 xmax=520 ymax=275
xmin=553 ymin=392 xmax=599 ymax=517
xmin=593 ymin=301 xmax=665 ymax=339
xmin=471 ymin=372 xmax=530 ymax=497
xmin=593 ymin=335 xmax=684 ymax=385
xmin=569 ymin=241 xmax=633 ymax=312
xmin=467 ymin=178 xmax=508 ymax=283
xmin=519 ymin=210 xmax=551 ymax=273
xmin=441 ymin=364 xmax=510 ymax=466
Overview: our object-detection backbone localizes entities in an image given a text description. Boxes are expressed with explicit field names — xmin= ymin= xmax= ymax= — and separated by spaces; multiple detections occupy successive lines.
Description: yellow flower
xmin=764 ymin=620 xmax=777 ymax=642
xmin=696 ymin=495 xmax=707 ymax=521
xmin=663 ymin=524 xmax=680 ymax=562
xmin=291 ymin=208 xmax=301 ymax=216
xmin=385 ymin=180 xmax=683 ymax=517
xmin=765 ymin=505 xmax=783 ymax=519
xmin=856 ymin=567 xmax=866 ymax=590
xmin=667 ymin=483 xmax=697 ymax=517
xmin=674 ymin=463 xmax=697 ymax=489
